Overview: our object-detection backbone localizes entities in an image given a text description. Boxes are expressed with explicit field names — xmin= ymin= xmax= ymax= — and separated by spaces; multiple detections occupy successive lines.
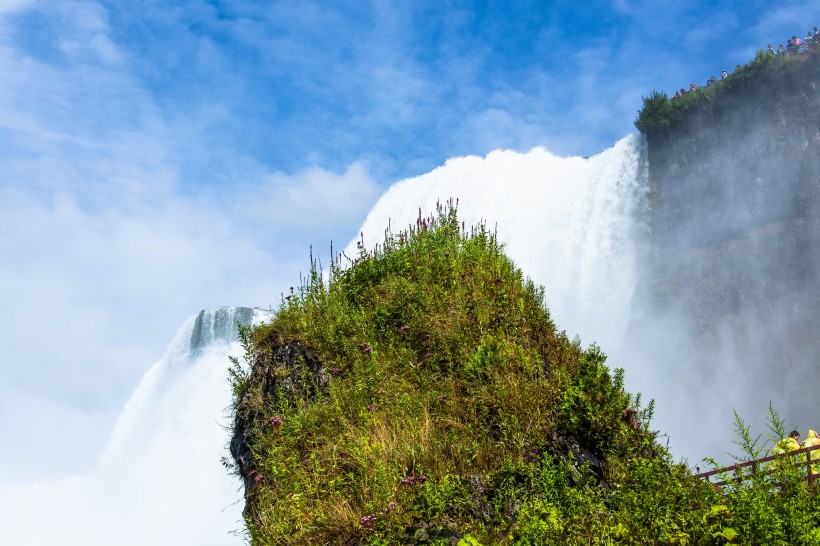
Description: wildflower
xmin=437 ymin=395 xmax=447 ymax=403
xmin=285 ymin=295 xmax=291 ymax=301
xmin=360 ymin=514 xmax=377 ymax=531
xmin=399 ymin=325 xmax=411 ymax=332
xmin=621 ymin=408 xmax=638 ymax=422
xmin=401 ymin=475 xmax=427 ymax=486
xmin=424 ymin=352 xmax=431 ymax=359
xmin=269 ymin=415 xmax=282 ymax=428
xmin=367 ymin=403 xmax=376 ymax=412
xmin=329 ymin=367 xmax=341 ymax=375
xmin=363 ymin=346 xmax=372 ymax=354
xmin=532 ymin=448 xmax=540 ymax=455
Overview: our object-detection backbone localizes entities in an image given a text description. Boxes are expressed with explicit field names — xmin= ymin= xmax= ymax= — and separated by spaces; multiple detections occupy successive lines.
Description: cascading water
xmin=347 ymin=134 xmax=648 ymax=358
xmin=0 ymin=306 xmax=272 ymax=546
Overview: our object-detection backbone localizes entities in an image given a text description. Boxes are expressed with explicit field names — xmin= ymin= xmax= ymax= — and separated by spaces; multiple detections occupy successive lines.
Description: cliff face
xmin=642 ymin=49 xmax=820 ymax=420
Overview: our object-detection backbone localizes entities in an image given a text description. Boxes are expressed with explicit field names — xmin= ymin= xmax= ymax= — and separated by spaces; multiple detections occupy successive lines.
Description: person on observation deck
xmin=803 ymin=430 xmax=820 ymax=474
xmin=771 ymin=430 xmax=801 ymax=469
xmin=773 ymin=429 xmax=800 ymax=453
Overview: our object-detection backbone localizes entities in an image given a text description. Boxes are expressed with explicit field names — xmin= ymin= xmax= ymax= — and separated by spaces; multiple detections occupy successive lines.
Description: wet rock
xmin=548 ymin=430 xmax=603 ymax=485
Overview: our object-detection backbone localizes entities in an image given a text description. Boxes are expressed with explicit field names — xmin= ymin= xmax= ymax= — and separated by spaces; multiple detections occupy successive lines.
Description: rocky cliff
xmin=641 ymin=47 xmax=820 ymax=423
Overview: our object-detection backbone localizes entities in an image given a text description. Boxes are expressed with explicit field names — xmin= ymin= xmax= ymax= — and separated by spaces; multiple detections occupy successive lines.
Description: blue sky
xmin=2 ymin=0 xmax=819 ymax=482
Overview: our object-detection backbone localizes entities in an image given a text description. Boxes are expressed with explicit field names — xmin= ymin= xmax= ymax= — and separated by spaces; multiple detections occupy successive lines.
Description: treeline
xmin=635 ymin=48 xmax=813 ymax=134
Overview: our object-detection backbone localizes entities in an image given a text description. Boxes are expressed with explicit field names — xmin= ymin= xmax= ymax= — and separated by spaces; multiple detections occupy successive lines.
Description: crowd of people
xmin=671 ymin=26 xmax=819 ymax=100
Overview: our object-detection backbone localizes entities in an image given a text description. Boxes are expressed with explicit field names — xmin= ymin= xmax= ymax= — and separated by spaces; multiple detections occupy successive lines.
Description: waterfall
xmin=347 ymin=134 xmax=648 ymax=355
xmin=0 ymin=306 xmax=272 ymax=546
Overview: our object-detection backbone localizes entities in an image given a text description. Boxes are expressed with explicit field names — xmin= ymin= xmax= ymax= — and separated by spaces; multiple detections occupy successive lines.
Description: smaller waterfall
xmin=0 ymin=306 xmax=272 ymax=546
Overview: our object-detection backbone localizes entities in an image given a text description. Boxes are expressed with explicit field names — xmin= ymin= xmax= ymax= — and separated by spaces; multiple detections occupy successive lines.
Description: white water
xmin=0 ymin=307 xmax=271 ymax=546
xmin=347 ymin=134 xmax=648 ymax=355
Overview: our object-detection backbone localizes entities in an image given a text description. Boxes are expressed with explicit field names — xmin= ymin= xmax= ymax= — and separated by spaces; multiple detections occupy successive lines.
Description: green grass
xmin=227 ymin=202 xmax=820 ymax=545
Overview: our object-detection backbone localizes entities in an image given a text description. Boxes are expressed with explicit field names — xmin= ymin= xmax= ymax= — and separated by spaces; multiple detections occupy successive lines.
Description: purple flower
xmin=401 ymin=475 xmax=428 ymax=486
xmin=437 ymin=395 xmax=447 ymax=403
xmin=363 ymin=346 xmax=372 ymax=354
xmin=399 ymin=325 xmax=411 ymax=332
xmin=367 ymin=403 xmax=376 ymax=412
xmin=269 ymin=416 xmax=282 ymax=428
xmin=329 ymin=367 xmax=341 ymax=375
xmin=360 ymin=514 xmax=377 ymax=530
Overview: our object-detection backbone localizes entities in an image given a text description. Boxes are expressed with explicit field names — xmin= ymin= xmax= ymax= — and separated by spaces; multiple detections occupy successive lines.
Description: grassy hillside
xmin=227 ymin=202 xmax=820 ymax=545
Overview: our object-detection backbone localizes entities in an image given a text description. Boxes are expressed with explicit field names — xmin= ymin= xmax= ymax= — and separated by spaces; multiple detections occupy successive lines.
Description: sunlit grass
xmin=227 ymin=201 xmax=820 ymax=545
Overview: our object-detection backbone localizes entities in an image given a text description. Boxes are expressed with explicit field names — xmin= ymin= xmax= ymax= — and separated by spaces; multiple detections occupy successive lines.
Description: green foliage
xmin=634 ymin=47 xmax=816 ymax=134
xmin=227 ymin=202 xmax=820 ymax=545
xmin=559 ymin=345 xmax=653 ymax=457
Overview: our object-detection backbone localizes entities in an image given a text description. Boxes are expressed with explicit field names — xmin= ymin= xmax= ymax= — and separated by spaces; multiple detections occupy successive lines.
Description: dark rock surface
xmin=229 ymin=341 xmax=328 ymax=516
xmin=639 ymin=49 xmax=820 ymax=422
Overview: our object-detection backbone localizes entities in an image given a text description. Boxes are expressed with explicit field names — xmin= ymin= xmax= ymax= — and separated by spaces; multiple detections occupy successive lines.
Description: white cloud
xmin=241 ymin=162 xmax=381 ymax=235
xmin=0 ymin=0 xmax=34 ymax=14
xmin=0 ymin=1 xmax=382 ymax=483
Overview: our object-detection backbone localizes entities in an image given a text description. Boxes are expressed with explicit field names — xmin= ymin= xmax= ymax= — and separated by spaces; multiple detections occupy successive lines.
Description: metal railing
xmin=695 ymin=444 xmax=820 ymax=487
xmin=782 ymin=36 xmax=820 ymax=56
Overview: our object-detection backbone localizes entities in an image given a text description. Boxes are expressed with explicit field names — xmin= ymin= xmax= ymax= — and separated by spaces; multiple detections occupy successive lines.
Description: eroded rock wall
xmin=641 ymin=50 xmax=820 ymax=425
